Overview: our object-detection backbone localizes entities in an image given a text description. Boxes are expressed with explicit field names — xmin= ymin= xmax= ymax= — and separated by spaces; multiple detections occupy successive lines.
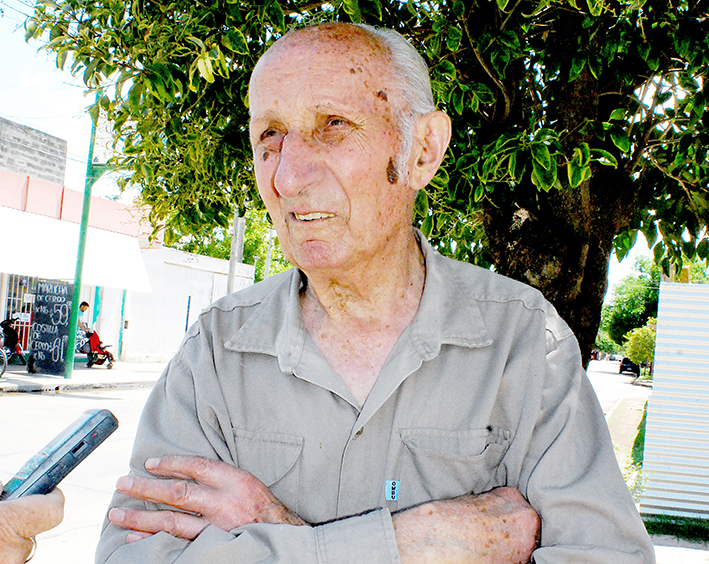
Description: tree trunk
xmin=482 ymin=188 xmax=615 ymax=368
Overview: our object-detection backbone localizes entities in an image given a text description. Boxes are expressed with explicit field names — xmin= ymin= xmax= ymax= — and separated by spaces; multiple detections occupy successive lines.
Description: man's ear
xmin=408 ymin=111 xmax=452 ymax=191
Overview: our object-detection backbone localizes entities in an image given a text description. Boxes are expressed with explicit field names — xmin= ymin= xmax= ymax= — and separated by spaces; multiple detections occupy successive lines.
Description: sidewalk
xmin=2 ymin=361 xmax=709 ymax=562
xmin=0 ymin=360 xmax=166 ymax=393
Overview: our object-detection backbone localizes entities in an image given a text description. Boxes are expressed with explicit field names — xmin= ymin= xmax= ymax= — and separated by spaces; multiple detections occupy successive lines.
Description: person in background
xmin=77 ymin=302 xmax=90 ymax=332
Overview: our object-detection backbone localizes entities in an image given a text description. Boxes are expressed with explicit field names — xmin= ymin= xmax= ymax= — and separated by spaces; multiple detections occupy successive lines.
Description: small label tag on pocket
xmin=385 ymin=480 xmax=399 ymax=501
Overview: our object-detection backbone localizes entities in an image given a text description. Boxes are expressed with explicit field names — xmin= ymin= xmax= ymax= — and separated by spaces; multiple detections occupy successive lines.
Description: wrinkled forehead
xmin=249 ymin=24 xmax=393 ymax=105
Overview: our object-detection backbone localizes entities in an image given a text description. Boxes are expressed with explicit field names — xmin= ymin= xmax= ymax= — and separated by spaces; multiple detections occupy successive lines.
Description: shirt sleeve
xmin=520 ymin=305 xmax=655 ymax=564
xmin=95 ymin=345 xmax=401 ymax=564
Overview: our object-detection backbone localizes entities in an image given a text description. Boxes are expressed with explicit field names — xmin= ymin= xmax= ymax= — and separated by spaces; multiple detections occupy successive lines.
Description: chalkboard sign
xmin=31 ymin=279 xmax=73 ymax=376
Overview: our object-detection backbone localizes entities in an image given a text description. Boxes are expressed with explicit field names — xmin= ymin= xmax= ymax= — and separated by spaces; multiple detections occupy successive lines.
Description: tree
xmin=25 ymin=0 xmax=709 ymax=364
xmin=602 ymin=256 xmax=660 ymax=344
xmin=176 ymin=208 xmax=292 ymax=282
xmin=624 ymin=317 xmax=656 ymax=369
xmin=593 ymin=327 xmax=619 ymax=354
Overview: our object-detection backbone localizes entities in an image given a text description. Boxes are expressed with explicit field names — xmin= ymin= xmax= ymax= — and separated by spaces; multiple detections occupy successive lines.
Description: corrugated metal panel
xmin=641 ymin=282 xmax=709 ymax=519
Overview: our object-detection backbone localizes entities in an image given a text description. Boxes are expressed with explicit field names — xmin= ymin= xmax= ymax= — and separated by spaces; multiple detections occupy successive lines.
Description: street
xmin=0 ymin=386 xmax=154 ymax=564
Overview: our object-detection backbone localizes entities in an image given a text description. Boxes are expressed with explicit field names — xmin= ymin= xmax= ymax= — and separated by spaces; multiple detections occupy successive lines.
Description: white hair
xmin=355 ymin=24 xmax=436 ymax=182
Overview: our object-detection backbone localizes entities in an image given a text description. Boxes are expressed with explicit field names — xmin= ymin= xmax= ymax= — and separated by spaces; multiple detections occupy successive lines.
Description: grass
xmin=643 ymin=514 xmax=709 ymax=543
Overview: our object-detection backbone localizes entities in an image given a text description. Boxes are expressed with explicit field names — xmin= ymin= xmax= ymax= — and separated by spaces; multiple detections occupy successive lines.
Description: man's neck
xmin=301 ymin=235 xmax=425 ymax=323
xmin=299 ymin=235 xmax=425 ymax=406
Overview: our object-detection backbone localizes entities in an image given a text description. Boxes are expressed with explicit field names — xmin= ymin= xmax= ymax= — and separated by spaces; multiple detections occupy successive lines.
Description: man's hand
xmin=394 ymin=487 xmax=540 ymax=564
xmin=0 ymin=487 xmax=65 ymax=564
xmin=108 ymin=456 xmax=307 ymax=542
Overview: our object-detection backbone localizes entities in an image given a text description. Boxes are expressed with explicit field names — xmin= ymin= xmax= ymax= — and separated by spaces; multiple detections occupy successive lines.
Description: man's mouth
xmin=293 ymin=212 xmax=335 ymax=221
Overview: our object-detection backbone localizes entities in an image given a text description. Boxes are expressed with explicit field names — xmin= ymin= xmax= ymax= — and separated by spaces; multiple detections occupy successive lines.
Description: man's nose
xmin=273 ymin=133 xmax=322 ymax=199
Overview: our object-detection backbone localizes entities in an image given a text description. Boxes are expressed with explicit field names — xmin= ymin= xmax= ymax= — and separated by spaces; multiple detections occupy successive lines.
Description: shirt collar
xmin=224 ymin=233 xmax=493 ymax=370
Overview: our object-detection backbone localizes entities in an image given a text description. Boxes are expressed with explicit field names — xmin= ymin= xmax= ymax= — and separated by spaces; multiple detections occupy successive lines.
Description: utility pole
xmin=64 ymin=97 xmax=110 ymax=378
xmin=227 ymin=210 xmax=246 ymax=294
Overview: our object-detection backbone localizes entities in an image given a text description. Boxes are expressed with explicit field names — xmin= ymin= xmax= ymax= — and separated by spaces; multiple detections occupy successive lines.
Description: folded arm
xmin=109 ymin=455 xmax=539 ymax=564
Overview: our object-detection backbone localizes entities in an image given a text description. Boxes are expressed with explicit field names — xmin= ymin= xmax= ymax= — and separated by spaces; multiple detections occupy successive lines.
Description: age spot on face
xmin=386 ymin=157 xmax=398 ymax=184
xmin=263 ymin=152 xmax=269 ymax=161
xmin=376 ymin=90 xmax=388 ymax=102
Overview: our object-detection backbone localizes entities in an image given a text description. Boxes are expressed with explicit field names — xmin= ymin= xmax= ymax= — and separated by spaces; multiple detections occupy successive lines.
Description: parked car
xmin=619 ymin=357 xmax=640 ymax=377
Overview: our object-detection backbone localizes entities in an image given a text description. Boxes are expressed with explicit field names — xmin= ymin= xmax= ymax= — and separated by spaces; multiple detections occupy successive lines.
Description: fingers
xmin=144 ymin=456 xmax=249 ymax=487
xmin=0 ymin=488 xmax=65 ymax=539
xmin=108 ymin=507 xmax=209 ymax=541
xmin=116 ymin=475 xmax=211 ymax=516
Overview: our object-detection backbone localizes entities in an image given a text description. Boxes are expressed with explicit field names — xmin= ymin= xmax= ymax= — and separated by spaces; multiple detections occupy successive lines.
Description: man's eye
xmin=326 ymin=117 xmax=349 ymax=127
xmin=261 ymin=129 xmax=279 ymax=141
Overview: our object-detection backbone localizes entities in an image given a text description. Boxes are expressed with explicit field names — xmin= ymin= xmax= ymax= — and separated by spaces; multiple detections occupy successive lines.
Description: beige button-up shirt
xmin=97 ymin=237 xmax=654 ymax=564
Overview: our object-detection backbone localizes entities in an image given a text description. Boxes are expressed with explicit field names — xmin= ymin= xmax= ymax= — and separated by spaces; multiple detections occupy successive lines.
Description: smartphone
xmin=0 ymin=409 xmax=119 ymax=500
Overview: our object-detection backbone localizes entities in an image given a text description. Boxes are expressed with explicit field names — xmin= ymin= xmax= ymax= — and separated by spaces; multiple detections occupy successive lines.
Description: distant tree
xmin=25 ymin=0 xmax=709 ymax=364
xmin=624 ymin=318 xmax=656 ymax=368
xmin=177 ymin=208 xmax=291 ymax=282
xmin=688 ymin=258 xmax=709 ymax=284
xmin=594 ymin=327 xmax=619 ymax=354
xmin=602 ymin=257 xmax=660 ymax=344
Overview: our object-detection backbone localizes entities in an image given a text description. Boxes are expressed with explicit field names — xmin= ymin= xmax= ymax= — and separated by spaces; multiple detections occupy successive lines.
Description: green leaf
xmin=224 ymin=29 xmax=249 ymax=55
xmin=508 ymin=152 xmax=517 ymax=179
xmin=610 ymin=131 xmax=630 ymax=153
xmin=452 ymin=0 xmax=465 ymax=18
xmin=436 ymin=60 xmax=456 ymax=79
xmin=421 ymin=215 xmax=433 ymax=237
xmin=569 ymin=55 xmax=586 ymax=82
xmin=697 ymin=238 xmax=709 ymax=260
xmin=653 ymin=242 xmax=665 ymax=262
xmin=127 ymin=81 xmax=143 ymax=113
xmin=414 ymin=189 xmax=429 ymax=218
xmin=343 ymin=0 xmax=363 ymax=23
xmin=265 ymin=1 xmax=285 ymax=31
xmin=531 ymin=142 xmax=552 ymax=170
xmin=682 ymin=240 xmax=696 ymax=260
xmin=88 ymin=100 xmax=100 ymax=126
xmin=186 ymin=36 xmax=206 ymax=51
xmin=589 ymin=148 xmax=618 ymax=167
xmin=447 ymin=27 xmax=463 ymax=52
xmin=497 ymin=0 xmax=510 ymax=10
xmin=588 ymin=53 xmax=602 ymax=80
xmin=197 ymin=53 xmax=215 ymax=83
xmin=609 ymin=108 xmax=625 ymax=121
xmin=531 ymin=158 xmax=556 ymax=191
xmin=567 ymin=160 xmax=590 ymax=188
xmin=586 ymin=0 xmax=604 ymax=16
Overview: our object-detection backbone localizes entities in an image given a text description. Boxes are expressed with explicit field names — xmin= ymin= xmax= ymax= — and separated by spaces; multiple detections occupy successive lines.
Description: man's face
xmin=249 ymin=28 xmax=417 ymax=275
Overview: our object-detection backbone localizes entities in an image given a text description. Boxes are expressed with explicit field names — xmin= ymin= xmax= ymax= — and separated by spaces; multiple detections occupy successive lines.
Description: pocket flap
xmin=233 ymin=429 xmax=304 ymax=487
xmin=401 ymin=426 xmax=510 ymax=460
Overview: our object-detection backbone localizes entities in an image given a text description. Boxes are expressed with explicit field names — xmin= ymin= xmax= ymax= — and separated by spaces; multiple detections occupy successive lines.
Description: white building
xmin=0 ymin=118 xmax=254 ymax=367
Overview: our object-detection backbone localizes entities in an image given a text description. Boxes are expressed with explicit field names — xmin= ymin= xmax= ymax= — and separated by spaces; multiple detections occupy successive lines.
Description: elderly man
xmin=96 ymin=22 xmax=655 ymax=564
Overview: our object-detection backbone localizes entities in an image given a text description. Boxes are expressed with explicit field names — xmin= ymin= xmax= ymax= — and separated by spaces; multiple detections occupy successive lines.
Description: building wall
xmin=117 ymin=247 xmax=254 ymax=362
xmin=641 ymin=282 xmax=709 ymax=518
xmin=0 ymin=117 xmax=67 ymax=186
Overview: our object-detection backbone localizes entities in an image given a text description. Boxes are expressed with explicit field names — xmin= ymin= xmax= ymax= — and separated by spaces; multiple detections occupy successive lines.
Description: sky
xmin=0 ymin=0 xmax=652 ymax=300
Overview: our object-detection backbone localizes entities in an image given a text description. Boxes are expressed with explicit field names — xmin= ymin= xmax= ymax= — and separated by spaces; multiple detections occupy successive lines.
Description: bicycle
xmin=0 ymin=335 xmax=7 ymax=378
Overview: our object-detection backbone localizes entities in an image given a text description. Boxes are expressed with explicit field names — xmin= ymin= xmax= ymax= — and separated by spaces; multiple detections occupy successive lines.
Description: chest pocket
xmin=233 ymin=429 xmax=303 ymax=513
xmin=398 ymin=426 xmax=511 ymax=508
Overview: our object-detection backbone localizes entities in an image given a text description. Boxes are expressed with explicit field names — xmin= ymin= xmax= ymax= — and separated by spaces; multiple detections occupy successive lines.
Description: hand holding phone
xmin=0 ymin=409 xmax=119 ymax=500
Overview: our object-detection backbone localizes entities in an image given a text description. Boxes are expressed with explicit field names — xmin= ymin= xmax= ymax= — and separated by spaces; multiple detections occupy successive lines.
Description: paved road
xmin=0 ymin=386 xmax=154 ymax=564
